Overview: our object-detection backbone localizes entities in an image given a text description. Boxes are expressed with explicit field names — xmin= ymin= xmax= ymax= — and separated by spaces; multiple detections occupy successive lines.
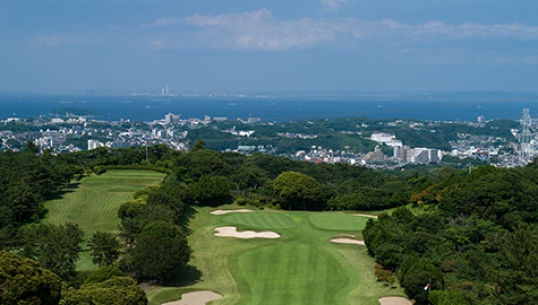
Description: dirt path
xmin=162 ymin=290 xmax=222 ymax=305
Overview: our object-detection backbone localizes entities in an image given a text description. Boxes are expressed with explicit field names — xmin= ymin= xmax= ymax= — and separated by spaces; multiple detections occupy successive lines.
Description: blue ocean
xmin=1 ymin=92 xmax=538 ymax=122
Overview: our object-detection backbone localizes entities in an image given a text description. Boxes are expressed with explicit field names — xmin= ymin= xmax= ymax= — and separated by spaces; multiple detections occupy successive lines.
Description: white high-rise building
xmin=164 ymin=113 xmax=180 ymax=124
xmin=166 ymin=85 xmax=169 ymax=95
xmin=405 ymin=148 xmax=439 ymax=164
xmin=88 ymin=140 xmax=104 ymax=150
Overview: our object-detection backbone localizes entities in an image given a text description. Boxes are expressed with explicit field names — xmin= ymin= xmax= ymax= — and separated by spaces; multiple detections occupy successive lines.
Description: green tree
xmin=496 ymin=224 xmax=538 ymax=305
xmin=400 ymin=257 xmax=444 ymax=305
xmin=429 ymin=290 xmax=472 ymax=305
xmin=273 ymin=171 xmax=323 ymax=210
xmin=0 ymin=250 xmax=62 ymax=305
xmin=132 ymin=221 xmax=190 ymax=282
xmin=375 ymin=243 xmax=402 ymax=271
xmin=20 ymin=222 xmax=84 ymax=281
xmin=84 ymin=266 xmax=125 ymax=285
xmin=5 ymin=138 xmax=22 ymax=149
xmin=118 ymin=200 xmax=146 ymax=249
xmin=61 ymin=277 xmax=147 ymax=305
xmin=189 ymin=175 xmax=230 ymax=206
xmin=88 ymin=232 xmax=120 ymax=268
xmin=174 ymin=146 xmax=228 ymax=183
xmin=146 ymin=187 xmax=185 ymax=221
xmin=24 ymin=141 xmax=39 ymax=154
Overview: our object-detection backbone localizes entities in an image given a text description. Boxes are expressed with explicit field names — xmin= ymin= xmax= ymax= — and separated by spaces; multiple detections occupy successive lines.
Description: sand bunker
xmin=354 ymin=213 xmax=378 ymax=218
xmin=162 ymin=290 xmax=222 ymax=305
xmin=210 ymin=209 xmax=254 ymax=215
xmin=214 ymin=226 xmax=280 ymax=239
xmin=378 ymin=297 xmax=413 ymax=305
xmin=331 ymin=238 xmax=365 ymax=245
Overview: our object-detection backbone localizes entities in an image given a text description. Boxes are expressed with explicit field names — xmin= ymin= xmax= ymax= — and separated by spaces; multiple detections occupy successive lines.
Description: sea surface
xmin=1 ymin=92 xmax=538 ymax=123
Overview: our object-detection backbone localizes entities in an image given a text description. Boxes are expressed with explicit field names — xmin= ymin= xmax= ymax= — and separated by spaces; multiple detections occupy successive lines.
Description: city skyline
xmin=1 ymin=1 xmax=538 ymax=94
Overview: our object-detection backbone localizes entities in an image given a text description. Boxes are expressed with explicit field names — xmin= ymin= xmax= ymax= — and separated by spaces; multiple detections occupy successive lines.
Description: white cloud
xmin=179 ymin=8 xmax=353 ymax=50
xmin=411 ymin=21 xmax=538 ymax=39
xmin=146 ymin=9 xmax=538 ymax=51
xmin=320 ymin=0 xmax=349 ymax=12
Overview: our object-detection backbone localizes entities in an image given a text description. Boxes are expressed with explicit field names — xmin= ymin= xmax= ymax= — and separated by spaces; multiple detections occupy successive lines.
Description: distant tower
xmin=166 ymin=85 xmax=169 ymax=95
xmin=519 ymin=108 xmax=533 ymax=165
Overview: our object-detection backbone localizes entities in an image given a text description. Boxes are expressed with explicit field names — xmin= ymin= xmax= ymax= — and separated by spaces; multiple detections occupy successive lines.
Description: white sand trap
xmin=210 ymin=209 xmax=254 ymax=215
xmin=378 ymin=296 xmax=413 ymax=305
xmin=214 ymin=226 xmax=280 ymax=239
xmin=162 ymin=290 xmax=222 ymax=305
xmin=331 ymin=238 xmax=365 ymax=245
xmin=354 ymin=213 xmax=378 ymax=218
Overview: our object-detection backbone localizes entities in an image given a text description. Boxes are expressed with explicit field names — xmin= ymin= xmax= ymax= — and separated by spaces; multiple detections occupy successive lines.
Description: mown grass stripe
xmin=282 ymin=243 xmax=299 ymax=305
xmin=42 ymin=170 xmax=164 ymax=269
xmin=291 ymin=243 xmax=309 ymax=305
xmin=44 ymin=171 xmax=163 ymax=237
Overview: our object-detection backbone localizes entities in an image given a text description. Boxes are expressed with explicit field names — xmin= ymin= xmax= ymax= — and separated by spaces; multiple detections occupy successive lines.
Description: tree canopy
xmin=132 ymin=221 xmax=190 ymax=282
xmin=88 ymin=232 xmax=120 ymax=268
xmin=19 ymin=223 xmax=84 ymax=282
xmin=0 ymin=251 xmax=62 ymax=305
xmin=273 ymin=171 xmax=324 ymax=210
xmin=61 ymin=277 xmax=147 ymax=305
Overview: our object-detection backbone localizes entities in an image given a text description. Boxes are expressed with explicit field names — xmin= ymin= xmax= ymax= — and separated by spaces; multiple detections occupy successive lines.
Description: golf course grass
xmin=147 ymin=208 xmax=408 ymax=305
xmin=42 ymin=170 xmax=165 ymax=269
xmin=42 ymin=172 xmax=408 ymax=304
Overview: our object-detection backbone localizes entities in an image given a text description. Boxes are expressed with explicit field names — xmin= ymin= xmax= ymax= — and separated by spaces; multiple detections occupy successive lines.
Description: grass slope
xmin=42 ymin=170 xmax=164 ymax=269
xmin=148 ymin=209 xmax=407 ymax=305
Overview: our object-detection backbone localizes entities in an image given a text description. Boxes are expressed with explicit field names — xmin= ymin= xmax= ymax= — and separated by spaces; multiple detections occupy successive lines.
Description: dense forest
xmin=364 ymin=164 xmax=538 ymax=304
xmin=1 ymin=142 xmax=537 ymax=304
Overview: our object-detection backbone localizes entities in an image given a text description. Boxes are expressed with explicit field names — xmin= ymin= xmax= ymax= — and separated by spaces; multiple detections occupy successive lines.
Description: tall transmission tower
xmin=519 ymin=108 xmax=533 ymax=165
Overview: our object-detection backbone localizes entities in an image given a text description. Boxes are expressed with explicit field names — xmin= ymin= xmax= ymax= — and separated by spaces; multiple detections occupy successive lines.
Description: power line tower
xmin=519 ymin=108 xmax=533 ymax=165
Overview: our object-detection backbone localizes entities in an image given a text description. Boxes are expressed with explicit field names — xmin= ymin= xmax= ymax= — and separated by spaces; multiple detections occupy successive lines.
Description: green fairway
xmin=43 ymin=170 xmax=164 ymax=236
xmin=148 ymin=208 xmax=407 ymax=305
xmin=42 ymin=170 xmax=165 ymax=269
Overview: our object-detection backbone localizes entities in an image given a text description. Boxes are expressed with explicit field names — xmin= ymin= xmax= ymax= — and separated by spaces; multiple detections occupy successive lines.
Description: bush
xmin=234 ymin=197 xmax=248 ymax=206
xmin=189 ymin=175 xmax=231 ymax=206
xmin=93 ymin=166 xmax=107 ymax=175
xmin=84 ymin=266 xmax=124 ymax=285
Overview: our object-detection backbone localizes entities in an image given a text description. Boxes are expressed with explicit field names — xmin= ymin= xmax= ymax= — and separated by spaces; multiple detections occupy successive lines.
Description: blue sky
xmin=1 ymin=0 xmax=538 ymax=94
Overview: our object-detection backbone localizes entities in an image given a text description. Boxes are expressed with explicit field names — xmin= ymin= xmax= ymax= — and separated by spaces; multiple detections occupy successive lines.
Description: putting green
xmin=232 ymin=242 xmax=350 ymax=305
xmin=308 ymin=212 xmax=369 ymax=231
xmin=222 ymin=211 xmax=296 ymax=229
